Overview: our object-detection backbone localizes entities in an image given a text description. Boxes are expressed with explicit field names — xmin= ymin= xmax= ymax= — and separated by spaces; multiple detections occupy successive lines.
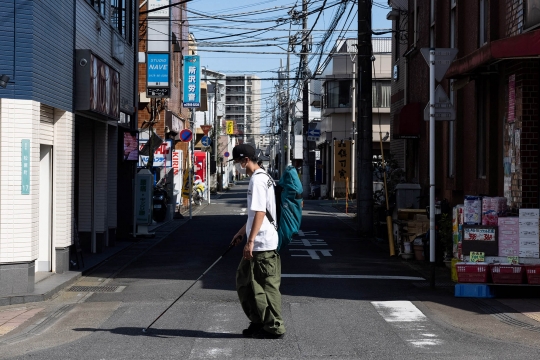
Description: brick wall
xmin=517 ymin=61 xmax=539 ymax=208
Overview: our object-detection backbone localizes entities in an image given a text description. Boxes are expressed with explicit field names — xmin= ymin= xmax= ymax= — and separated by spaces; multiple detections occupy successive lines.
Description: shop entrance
xmin=37 ymin=144 xmax=53 ymax=272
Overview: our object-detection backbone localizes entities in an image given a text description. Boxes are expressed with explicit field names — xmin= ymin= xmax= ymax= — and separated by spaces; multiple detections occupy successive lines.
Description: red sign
xmin=194 ymin=151 xmax=207 ymax=182
xmin=200 ymin=125 xmax=212 ymax=135
xmin=180 ymin=129 xmax=193 ymax=142
xmin=172 ymin=151 xmax=180 ymax=175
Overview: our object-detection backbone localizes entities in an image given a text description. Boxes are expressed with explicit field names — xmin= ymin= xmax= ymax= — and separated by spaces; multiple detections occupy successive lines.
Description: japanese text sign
xmin=469 ymin=252 xmax=485 ymax=263
xmin=135 ymin=170 xmax=153 ymax=225
xmin=148 ymin=0 xmax=170 ymax=18
xmin=21 ymin=139 xmax=30 ymax=195
xmin=226 ymin=120 xmax=235 ymax=135
xmin=183 ymin=55 xmax=201 ymax=107
xmin=464 ymin=227 xmax=496 ymax=241
xmin=333 ymin=140 xmax=351 ymax=181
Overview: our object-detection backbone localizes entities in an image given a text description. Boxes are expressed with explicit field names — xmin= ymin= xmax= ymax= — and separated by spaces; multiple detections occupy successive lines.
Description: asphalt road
xmin=1 ymin=180 xmax=540 ymax=359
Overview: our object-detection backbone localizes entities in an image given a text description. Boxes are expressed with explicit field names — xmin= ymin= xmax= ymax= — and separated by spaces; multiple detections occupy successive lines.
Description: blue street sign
xmin=201 ymin=136 xmax=212 ymax=147
xmin=308 ymin=129 xmax=321 ymax=137
xmin=183 ymin=55 xmax=201 ymax=107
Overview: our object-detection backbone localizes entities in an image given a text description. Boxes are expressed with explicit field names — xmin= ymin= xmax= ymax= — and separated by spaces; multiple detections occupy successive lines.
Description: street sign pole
xmin=429 ymin=48 xmax=436 ymax=288
xmin=421 ymin=47 xmax=458 ymax=288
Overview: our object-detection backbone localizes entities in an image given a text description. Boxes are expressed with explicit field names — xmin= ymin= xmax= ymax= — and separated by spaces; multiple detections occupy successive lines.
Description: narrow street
xmin=1 ymin=181 xmax=540 ymax=359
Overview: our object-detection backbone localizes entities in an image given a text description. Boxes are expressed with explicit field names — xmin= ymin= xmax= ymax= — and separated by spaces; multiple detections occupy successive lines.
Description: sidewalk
xmin=0 ymin=207 xmax=197 ymax=307
xmin=324 ymin=198 xmax=540 ymax=331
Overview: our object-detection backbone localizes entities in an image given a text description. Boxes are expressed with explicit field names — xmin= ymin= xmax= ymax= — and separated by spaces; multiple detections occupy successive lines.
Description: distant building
xmin=225 ymin=75 xmax=261 ymax=147
xmin=315 ymin=38 xmax=391 ymax=197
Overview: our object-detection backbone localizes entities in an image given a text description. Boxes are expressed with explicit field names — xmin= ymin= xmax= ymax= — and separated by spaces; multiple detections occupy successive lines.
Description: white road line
xmin=282 ymin=274 xmax=425 ymax=280
xmin=371 ymin=301 xmax=444 ymax=349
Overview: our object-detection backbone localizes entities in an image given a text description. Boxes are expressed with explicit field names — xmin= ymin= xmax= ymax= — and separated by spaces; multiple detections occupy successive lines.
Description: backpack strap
xmin=254 ymin=172 xmax=278 ymax=231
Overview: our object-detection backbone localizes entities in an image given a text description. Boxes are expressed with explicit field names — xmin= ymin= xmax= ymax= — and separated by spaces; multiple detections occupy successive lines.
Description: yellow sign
xmin=470 ymin=252 xmax=485 ymax=263
xmin=181 ymin=170 xmax=191 ymax=199
xmin=226 ymin=120 xmax=234 ymax=135
xmin=334 ymin=140 xmax=351 ymax=181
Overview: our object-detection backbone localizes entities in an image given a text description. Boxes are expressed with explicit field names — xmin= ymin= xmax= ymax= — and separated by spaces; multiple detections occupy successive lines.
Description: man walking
xmin=230 ymin=144 xmax=285 ymax=339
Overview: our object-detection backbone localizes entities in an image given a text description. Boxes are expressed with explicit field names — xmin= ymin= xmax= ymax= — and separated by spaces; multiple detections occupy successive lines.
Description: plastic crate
xmin=489 ymin=264 xmax=525 ymax=284
xmin=525 ymin=265 xmax=540 ymax=285
xmin=455 ymin=263 xmax=489 ymax=283
xmin=455 ymin=284 xmax=496 ymax=298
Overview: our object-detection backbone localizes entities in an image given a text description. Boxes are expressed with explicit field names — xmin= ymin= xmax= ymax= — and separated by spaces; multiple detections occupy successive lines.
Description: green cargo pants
xmin=236 ymin=250 xmax=285 ymax=335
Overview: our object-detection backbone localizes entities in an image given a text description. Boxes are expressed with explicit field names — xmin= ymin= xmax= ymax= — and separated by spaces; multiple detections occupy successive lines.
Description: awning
xmin=393 ymin=102 xmax=422 ymax=139
xmin=446 ymin=29 xmax=540 ymax=78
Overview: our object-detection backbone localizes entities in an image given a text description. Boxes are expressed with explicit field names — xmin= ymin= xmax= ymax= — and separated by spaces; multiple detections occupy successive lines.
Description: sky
xmin=185 ymin=0 xmax=393 ymax=132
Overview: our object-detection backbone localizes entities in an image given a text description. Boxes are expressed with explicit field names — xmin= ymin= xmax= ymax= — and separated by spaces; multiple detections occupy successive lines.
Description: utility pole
xmin=357 ymin=0 xmax=373 ymax=237
xmin=285 ymin=34 xmax=291 ymax=171
xmin=301 ymin=0 xmax=310 ymax=198
xmin=279 ymin=61 xmax=286 ymax=176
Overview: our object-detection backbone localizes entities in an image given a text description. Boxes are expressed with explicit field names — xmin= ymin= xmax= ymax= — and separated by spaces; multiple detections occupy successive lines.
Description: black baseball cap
xmin=232 ymin=144 xmax=256 ymax=161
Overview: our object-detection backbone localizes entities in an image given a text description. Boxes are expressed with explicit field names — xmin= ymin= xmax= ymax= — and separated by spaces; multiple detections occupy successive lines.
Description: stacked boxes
xmin=481 ymin=197 xmax=507 ymax=226
xmin=464 ymin=196 xmax=482 ymax=225
xmin=498 ymin=217 xmax=519 ymax=257
xmin=407 ymin=214 xmax=429 ymax=238
xmin=519 ymin=209 xmax=540 ymax=259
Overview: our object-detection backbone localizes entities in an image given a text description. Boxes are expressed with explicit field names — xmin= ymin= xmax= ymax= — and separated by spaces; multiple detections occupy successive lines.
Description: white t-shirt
xmin=247 ymin=169 xmax=278 ymax=251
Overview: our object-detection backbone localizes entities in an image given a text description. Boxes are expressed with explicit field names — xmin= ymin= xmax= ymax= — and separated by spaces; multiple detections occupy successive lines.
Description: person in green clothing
xmin=230 ymin=144 xmax=285 ymax=339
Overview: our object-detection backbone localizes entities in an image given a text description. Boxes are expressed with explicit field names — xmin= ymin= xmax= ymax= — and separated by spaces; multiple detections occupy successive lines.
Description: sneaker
xmin=252 ymin=328 xmax=284 ymax=339
xmin=242 ymin=322 xmax=264 ymax=337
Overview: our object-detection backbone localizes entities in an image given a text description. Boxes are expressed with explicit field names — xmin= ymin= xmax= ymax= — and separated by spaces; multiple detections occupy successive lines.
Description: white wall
xmin=0 ymin=99 xmax=74 ymax=263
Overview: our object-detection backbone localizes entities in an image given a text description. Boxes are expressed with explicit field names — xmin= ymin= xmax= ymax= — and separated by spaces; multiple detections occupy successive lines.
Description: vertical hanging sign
xmin=183 ymin=55 xmax=201 ymax=107
xmin=333 ymin=140 xmax=351 ymax=181
xmin=21 ymin=139 xmax=30 ymax=195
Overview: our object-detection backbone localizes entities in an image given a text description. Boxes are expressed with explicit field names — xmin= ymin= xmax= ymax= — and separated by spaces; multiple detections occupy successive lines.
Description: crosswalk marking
xmin=371 ymin=301 xmax=444 ymax=349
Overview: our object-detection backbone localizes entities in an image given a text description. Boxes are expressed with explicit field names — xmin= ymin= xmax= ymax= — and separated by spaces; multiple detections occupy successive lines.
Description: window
xmin=448 ymin=0 xmax=457 ymax=178
xmin=87 ymin=0 xmax=105 ymax=17
xmin=372 ymin=81 xmax=391 ymax=108
xmin=479 ymin=0 xmax=488 ymax=46
xmin=325 ymin=80 xmax=351 ymax=108
xmin=394 ymin=15 xmax=400 ymax=61
xmin=477 ymin=80 xmax=486 ymax=178
xmin=111 ymin=0 xmax=131 ymax=40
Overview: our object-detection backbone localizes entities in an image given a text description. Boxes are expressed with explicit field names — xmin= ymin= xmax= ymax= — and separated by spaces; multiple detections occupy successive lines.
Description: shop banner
xmin=139 ymin=140 xmax=172 ymax=167
xmin=183 ymin=55 xmax=201 ymax=107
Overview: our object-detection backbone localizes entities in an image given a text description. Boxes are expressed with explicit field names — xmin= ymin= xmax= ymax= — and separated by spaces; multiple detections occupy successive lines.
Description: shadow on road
xmin=72 ymin=327 xmax=244 ymax=339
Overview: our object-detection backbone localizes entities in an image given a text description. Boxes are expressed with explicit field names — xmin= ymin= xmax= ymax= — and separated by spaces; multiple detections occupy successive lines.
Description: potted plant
xmin=437 ymin=213 xmax=454 ymax=266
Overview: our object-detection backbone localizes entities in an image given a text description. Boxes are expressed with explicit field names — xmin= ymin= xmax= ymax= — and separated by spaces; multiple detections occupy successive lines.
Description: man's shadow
xmin=73 ymin=327 xmax=244 ymax=339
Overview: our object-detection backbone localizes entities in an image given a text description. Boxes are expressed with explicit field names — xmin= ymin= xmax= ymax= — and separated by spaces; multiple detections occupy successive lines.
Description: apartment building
xmin=225 ymin=75 xmax=261 ymax=147
xmin=316 ymin=38 xmax=392 ymax=198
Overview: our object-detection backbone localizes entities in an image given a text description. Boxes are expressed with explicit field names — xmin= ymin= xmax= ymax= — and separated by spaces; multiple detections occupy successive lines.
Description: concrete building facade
xmin=0 ymin=0 xmax=138 ymax=296
xmin=315 ymin=38 xmax=392 ymax=198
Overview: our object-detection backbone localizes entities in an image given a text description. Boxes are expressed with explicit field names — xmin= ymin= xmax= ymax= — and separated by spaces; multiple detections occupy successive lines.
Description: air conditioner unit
xmin=139 ymin=91 xmax=150 ymax=103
